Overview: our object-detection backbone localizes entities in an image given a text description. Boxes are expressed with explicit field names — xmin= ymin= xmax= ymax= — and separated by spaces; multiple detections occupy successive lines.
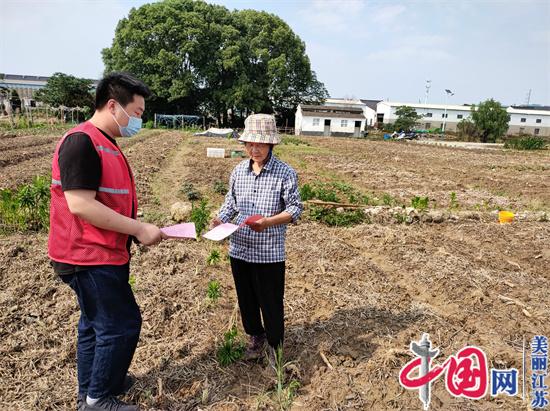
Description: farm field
xmin=1 ymin=129 xmax=549 ymax=410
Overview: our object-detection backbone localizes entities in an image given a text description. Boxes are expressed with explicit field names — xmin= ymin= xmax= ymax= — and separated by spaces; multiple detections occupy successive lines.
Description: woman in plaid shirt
xmin=212 ymin=114 xmax=303 ymax=365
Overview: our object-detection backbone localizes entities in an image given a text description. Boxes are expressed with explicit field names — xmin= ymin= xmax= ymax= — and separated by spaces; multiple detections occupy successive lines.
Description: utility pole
xmin=442 ymin=89 xmax=454 ymax=134
xmin=424 ymin=80 xmax=432 ymax=104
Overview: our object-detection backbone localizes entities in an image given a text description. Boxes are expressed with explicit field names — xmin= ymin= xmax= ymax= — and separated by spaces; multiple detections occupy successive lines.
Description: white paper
xmin=202 ymin=223 xmax=240 ymax=241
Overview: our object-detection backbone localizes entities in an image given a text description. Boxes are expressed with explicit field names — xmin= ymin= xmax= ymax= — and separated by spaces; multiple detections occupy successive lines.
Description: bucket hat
xmin=238 ymin=114 xmax=281 ymax=145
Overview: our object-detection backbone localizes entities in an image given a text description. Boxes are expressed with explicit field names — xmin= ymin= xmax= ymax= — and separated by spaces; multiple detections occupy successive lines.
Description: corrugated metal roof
xmin=301 ymin=104 xmax=364 ymax=113
xmin=302 ymin=111 xmax=365 ymax=119
xmin=377 ymin=101 xmax=474 ymax=111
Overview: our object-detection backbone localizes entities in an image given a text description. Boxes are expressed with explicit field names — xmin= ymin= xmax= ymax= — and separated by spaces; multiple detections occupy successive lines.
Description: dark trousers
xmin=60 ymin=264 xmax=141 ymax=399
xmin=230 ymin=257 xmax=285 ymax=348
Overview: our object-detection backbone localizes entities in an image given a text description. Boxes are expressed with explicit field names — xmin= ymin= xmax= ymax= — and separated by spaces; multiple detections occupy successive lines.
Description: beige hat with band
xmin=238 ymin=113 xmax=281 ymax=145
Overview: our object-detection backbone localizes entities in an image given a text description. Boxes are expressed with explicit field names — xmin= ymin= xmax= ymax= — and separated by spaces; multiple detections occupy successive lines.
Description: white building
xmin=506 ymin=106 xmax=549 ymax=137
xmin=295 ymin=104 xmax=366 ymax=137
xmin=375 ymin=101 xmax=550 ymax=136
xmin=325 ymin=98 xmax=379 ymax=127
xmin=0 ymin=73 xmax=99 ymax=108
xmin=376 ymin=101 xmax=474 ymax=132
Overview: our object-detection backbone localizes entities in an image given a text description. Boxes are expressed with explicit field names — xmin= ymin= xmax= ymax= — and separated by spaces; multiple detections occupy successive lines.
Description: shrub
xmin=504 ymin=136 xmax=547 ymax=150
xmin=0 ymin=176 xmax=50 ymax=232
xmin=299 ymin=184 xmax=315 ymax=201
xmin=308 ymin=206 xmax=367 ymax=227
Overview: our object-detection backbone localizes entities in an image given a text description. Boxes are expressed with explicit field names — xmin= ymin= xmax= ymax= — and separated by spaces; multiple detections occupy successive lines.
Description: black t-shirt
xmin=50 ymin=128 xmax=134 ymax=275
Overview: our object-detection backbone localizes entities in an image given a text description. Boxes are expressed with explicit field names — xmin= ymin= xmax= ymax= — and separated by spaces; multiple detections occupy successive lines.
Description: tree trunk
xmin=481 ymin=131 xmax=489 ymax=143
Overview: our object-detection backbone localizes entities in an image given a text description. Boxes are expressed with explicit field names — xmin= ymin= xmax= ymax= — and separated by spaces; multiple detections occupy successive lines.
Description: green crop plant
xmin=411 ymin=196 xmax=429 ymax=211
xmin=216 ymin=326 xmax=244 ymax=366
xmin=190 ymin=199 xmax=210 ymax=235
xmin=206 ymin=279 xmax=221 ymax=302
xmin=271 ymin=346 xmax=301 ymax=410
xmin=213 ymin=180 xmax=228 ymax=195
xmin=449 ymin=192 xmax=459 ymax=209
xmin=382 ymin=193 xmax=395 ymax=206
xmin=180 ymin=182 xmax=201 ymax=201
xmin=207 ymin=249 xmax=221 ymax=265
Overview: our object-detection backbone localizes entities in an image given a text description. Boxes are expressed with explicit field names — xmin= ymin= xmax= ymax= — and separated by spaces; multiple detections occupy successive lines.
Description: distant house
xmin=376 ymin=101 xmax=474 ymax=132
xmin=507 ymin=105 xmax=550 ymax=137
xmin=295 ymin=104 xmax=366 ymax=137
xmin=376 ymin=101 xmax=550 ymax=136
xmin=360 ymin=99 xmax=380 ymax=127
xmin=325 ymin=98 xmax=379 ymax=128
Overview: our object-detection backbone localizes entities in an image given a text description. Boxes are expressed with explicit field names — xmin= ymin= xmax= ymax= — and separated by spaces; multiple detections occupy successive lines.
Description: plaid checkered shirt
xmin=218 ymin=153 xmax=303 ymax=263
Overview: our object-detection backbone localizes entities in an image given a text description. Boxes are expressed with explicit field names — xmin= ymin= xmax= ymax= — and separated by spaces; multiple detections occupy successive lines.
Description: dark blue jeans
xmin=60 ymin=264 xmax=141 ymax=399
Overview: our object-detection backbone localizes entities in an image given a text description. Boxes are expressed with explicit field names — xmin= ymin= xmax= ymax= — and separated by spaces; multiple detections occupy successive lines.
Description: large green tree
xmin=35 ymin=73 xmax=94 ymax=109
xmin=102 ymin=0 xmax=327 ymax=126
xmin=394 ymin=105 xmax=422 ymax=131
xmin=471 ymin=99 xmax=510 ymax=143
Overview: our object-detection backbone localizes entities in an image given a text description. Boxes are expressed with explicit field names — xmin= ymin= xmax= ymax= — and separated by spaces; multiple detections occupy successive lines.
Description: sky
xmin=1 ymin=0 xmax=549 ymax=106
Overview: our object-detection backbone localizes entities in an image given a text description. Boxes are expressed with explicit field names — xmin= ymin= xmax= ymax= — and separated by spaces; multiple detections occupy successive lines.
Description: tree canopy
xmin=102 ymin=0 xmax=327 ymax=126
xmin=394 ymin=105 xmax=422 ymax=131
xmin=34 ymin=73 xmax=94 ymax=110
xmin=471 ymin=99 xmax=510 ymax=143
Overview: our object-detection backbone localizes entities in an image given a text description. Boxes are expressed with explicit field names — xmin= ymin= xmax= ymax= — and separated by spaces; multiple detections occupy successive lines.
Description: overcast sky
xmin=1 ymin=0 xmax=549 ymax=105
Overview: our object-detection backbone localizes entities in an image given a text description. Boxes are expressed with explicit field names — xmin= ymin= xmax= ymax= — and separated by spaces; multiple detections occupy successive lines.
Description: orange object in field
xmin=498 ymin=211 xmax=515 ymax=224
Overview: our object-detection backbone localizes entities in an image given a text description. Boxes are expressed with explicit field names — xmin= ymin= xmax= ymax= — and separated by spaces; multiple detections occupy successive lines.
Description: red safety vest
xmin=48 ymin=121 xmax=138 ymax=266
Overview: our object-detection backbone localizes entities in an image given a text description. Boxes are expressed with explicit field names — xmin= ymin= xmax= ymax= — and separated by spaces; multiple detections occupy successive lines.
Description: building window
xmin=425 ymin=123 xmax=431 ymax=129
xmin=457 ymin=114 xmax=463 ymax=119
xmin=536 ymin=119 xmax=542 ymax=123
xmin=441 ymin=113 xmax=448 ymax=118
xmin=426 ymin=113 xmax=433 ymax=117
xmin=312 ymin=118 xmax=320 ymax=126
xmin=534 ymin=128 xmax=540 ymax=135
xmin=341 ymin=119 xmax=348 ymax=127
xmin=520 ymin=118 xmax=526 ymax=123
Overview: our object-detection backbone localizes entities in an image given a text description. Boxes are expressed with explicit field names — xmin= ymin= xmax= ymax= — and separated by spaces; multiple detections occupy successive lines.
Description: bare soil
xmin=1 ymin=130 xmax=548 ymax=410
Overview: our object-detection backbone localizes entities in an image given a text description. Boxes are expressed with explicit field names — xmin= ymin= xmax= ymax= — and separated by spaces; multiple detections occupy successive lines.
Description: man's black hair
xmin=95 ymin=72 xmax=151 ymax=109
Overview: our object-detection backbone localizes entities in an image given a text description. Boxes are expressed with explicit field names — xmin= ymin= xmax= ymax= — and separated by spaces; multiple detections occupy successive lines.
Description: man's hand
xmin=135 ymin=222 xmax=163 ymax=246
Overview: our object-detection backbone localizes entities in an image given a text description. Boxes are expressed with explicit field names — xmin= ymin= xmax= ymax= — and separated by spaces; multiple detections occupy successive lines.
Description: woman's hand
xmin=210 ymin=217 xmax=222 ymax=229
xmin=248 ymin=217 xmax=271 ymax=232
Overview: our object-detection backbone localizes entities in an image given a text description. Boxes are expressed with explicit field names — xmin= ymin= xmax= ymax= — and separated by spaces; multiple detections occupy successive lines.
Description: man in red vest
xmin=48 ymin=72 xmax=164 ymax=411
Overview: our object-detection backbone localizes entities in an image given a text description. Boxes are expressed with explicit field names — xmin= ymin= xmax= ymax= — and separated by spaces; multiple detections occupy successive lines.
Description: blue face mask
xmin=113 ymin=102 xmax=142 ymax=137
